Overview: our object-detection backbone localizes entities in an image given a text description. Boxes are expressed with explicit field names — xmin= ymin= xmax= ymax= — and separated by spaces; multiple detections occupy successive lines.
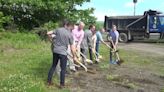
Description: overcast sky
xmin=77 ymin=0 xmax=164 ymax=21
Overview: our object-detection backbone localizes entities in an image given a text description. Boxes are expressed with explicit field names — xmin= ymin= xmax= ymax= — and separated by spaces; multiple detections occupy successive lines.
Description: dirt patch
xmin=68 ymin=43 xmax=164 ymax=92
xmin=68 ymin=63 xmax=164 ymax=92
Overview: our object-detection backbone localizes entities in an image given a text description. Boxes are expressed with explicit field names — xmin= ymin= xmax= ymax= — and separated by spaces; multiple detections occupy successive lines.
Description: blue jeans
xmin=47 ymin=53 xmax=67 ymax=85
xmin=95 ymin=43 xmax=100 ymax=57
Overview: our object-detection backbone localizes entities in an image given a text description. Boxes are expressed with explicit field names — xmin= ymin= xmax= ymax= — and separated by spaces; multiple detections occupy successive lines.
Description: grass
xmin=0 ymin=32 xmax=70 ymax=92
xmin=98 ymin=43 xmax=164 ymax=76
xmin=161 ymin=88 xmax=164 ymax=92
xmin=0 ymin=32 xmax=164 ymax=92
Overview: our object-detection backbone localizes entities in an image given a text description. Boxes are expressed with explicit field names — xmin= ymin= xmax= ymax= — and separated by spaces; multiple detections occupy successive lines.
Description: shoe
xmin=47 ymin=81 xmax=54 ymax=86
xmin=95 ymin=61 xmax=99 ymax=64
xmin=70 ymin=69 xmax=76 ymax=72
xmin=116 ymin=59 xmax=124 ymax=66
xmin=59 ymin=84 xmax=65 ymax=89
xmin=110 ymin=60 xmax=117 ymax=64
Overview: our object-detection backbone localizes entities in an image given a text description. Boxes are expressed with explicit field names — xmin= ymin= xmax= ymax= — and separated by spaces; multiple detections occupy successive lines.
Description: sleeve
xmin=69 ymin=35 xmax=74 ymax=45
xmin=99 ymin=32 xmax=103 ymax=42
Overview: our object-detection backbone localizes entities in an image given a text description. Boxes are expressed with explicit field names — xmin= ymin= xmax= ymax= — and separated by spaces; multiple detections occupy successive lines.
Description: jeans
xmin=47 ymin=53 xmax=67 ymax=85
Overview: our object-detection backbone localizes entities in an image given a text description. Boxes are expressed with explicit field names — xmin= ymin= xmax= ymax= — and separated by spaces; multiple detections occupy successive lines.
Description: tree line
xmin=0 ymin=0 xmax=96 ymax=31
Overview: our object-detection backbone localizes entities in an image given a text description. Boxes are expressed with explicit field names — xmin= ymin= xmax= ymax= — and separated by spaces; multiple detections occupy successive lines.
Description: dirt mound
xmin=69 ymin=64 xmax=164 ymax=92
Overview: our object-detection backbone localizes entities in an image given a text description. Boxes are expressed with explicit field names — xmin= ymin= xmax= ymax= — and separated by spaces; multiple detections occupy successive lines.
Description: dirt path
xmin=119 ymin=43 xmax=164 ymax=56
xmin=69 ymin=43 xmax=164 ymax=92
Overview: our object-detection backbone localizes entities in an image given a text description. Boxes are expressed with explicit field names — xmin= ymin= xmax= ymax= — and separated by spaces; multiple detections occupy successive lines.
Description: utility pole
xmin=133 ymin=0 xmax=137 ymax=16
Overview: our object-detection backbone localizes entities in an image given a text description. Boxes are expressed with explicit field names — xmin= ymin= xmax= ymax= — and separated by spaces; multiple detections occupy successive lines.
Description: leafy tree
xmin=0 ymin=0 xmax=96 ymax=30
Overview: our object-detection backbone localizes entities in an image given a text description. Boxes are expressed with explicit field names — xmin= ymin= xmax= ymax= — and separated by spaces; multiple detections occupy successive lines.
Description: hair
xmin=62 ymin=19 xmax=74 ymax=27
xmin=112 ymin=25 xmax=116 ymax=28
xmin=89 ymin=24 xmax=95 ymax=30
xmin=79 ymin=21 xmax=85 ymax=26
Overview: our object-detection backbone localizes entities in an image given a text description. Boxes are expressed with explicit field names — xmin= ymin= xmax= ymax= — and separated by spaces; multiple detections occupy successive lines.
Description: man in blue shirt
xmin=109 ymin=25 xmax=119 ymax=64
xmin=96 ymin=28 xmax=109 ymax=57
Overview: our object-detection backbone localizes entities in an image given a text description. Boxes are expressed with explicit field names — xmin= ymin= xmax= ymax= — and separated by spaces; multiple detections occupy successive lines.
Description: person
xmin=70 ymin=22 xmax=85 ymax=71
xmin=47 ymin=20 xmax=77 ymax=88
xmin=80 ymin=25 xmax=93 ymax=65
xmin=88 ymin=25 xmax=96 ymax=61
xmin=72 ymin=22 xmax=85 ymax=50
xmin=91 ymin=26 xmax=98 ymax=63
xmin=95 ymin=28 xmax=109 ymax=57
xmin=109 ymin=25 xmax=119 ymax=64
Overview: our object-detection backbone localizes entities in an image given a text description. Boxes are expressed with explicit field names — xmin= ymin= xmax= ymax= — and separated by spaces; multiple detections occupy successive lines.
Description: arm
xmin=92 ymin=35 xmax=97 ymax=53
xmin=69 ymin=35 xmax=77 ymax=61
xmin=93 ymin=35 xmax=97 ymax=50
xmin=77 ymin=31 xmax=84 ymax=47
xmin=98 ymin=32 xmax=109 ymax=46
xmin=115 ymin=31 xmax=119 ymax=47
xmin=47 ymin=30 xmax=56 ymax=42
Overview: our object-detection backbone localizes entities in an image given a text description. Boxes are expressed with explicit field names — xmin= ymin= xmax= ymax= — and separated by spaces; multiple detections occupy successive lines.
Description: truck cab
xmin=148 ymin=15 xmax=164 ymax=33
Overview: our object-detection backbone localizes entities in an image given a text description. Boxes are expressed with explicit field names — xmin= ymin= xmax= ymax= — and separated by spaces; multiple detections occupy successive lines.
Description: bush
xmin=0 ymin=12 xmax=12 ymax=32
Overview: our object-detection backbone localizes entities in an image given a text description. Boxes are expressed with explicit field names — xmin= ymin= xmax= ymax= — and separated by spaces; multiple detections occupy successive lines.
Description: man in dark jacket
xmin=80 ymin=25 xmax=94 ymax=65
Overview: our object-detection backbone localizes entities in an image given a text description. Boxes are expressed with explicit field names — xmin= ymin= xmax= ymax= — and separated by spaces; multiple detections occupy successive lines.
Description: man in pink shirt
xmin=70 ymin=21 xmax=85 ymax=71
xmin=72 ymin=22 xmax=85 ymax=48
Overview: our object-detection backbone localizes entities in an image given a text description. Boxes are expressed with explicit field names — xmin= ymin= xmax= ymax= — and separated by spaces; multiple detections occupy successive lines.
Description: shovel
xmin=110 ymin=38 xmax=124 ymax=65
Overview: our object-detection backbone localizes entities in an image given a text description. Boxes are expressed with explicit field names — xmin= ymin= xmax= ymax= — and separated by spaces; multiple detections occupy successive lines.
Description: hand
xmin=73 ymin=57 xmax=78 ymax=62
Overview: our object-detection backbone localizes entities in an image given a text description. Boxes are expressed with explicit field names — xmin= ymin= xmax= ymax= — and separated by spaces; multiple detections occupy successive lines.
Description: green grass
xmin=161 ymin=88 xmax=164 ymax=92
xmin=0 ymin=32 xmax=164 ymax=92
xmin=0 ymin=32 xmax=70 ymax=92
xmin=98 ymin=42 xmax=164 ymax=76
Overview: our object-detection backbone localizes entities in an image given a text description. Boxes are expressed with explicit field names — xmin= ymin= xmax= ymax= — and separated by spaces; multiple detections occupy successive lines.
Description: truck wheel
xmin=119 ymin=33 xmax=128 ymax=43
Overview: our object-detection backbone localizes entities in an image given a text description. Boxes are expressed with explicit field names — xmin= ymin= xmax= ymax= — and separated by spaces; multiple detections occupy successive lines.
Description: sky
xmin=77 ymin=0 xmax=164 ymax=21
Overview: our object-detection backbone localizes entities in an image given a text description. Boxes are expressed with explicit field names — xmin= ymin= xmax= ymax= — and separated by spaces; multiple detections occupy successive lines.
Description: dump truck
xmin=104 ymin=10 xmax=164 ymax=42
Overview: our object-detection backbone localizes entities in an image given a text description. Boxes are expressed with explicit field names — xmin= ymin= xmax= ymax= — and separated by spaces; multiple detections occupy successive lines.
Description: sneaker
xmin=59 ymin=84 xmax=65 ymax=89
xmin=110 ymin=60 xmax=117 ymax=64
xmin=70 ymin=68 xmax=77 ymax=72
xmin=116 ymin=59 xmax=124 ymax=66
xmin=47 ymin=81 xmax=54 ymax=86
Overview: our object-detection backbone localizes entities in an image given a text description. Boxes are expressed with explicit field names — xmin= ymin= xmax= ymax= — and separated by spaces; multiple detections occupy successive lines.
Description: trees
xmin=0 ymin=0 xmax=96 ymax=30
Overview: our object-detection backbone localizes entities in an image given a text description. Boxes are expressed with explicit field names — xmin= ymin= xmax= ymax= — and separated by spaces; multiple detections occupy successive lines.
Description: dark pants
xmin=81 ymin=48 xmax=88 ymax=63
xmin=95 ymin=43 xmax=100 ymax=57
xmin=89 ymin=48 xmax=93 ymax=61
xmin=47 ymin=53 xmax=67 ymax=85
